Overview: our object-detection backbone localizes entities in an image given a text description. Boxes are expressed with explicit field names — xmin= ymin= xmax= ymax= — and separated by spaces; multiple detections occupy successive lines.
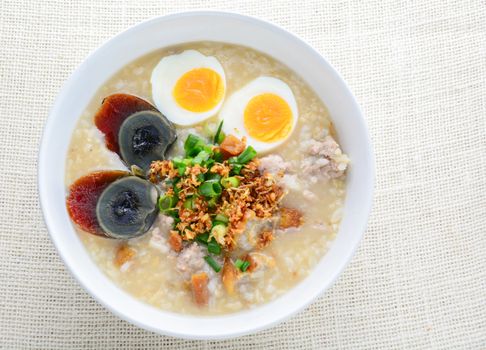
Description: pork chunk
xmin=278 ymin=207 xmax=304 ymax=229
xmin=302 ymin=136 xmax=349 ymax=179
xmin=258 ymin=154 xmax=291 ymax=175
xmin=176 ymin=243 xmax=205 ymax=278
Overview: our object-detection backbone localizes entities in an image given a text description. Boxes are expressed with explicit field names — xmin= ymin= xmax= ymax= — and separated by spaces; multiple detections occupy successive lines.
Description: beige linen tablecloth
xmin=0 ymin=1 xmax=485 ymax=349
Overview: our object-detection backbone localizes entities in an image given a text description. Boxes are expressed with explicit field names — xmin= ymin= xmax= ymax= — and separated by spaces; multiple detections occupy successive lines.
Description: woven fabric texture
xmin=0 ymin=0 xmax=485 ymax=349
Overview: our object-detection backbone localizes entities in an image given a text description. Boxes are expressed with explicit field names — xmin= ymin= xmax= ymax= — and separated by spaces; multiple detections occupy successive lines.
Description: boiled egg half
xmin=219 ymin=77 xmax=298 ymax=152
xmin=151 ymin=50 xmax=226 ymax=126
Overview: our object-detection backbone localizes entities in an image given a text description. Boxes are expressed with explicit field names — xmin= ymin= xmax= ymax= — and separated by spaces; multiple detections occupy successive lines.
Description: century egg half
xmin=67 ymin=93 xmax=176 ymax=239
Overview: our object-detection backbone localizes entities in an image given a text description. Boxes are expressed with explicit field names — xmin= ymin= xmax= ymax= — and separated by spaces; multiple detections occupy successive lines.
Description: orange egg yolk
xmin=243 ymin=93 xmax=293 ymax=143
xmin=173 ymin=68 xmax=224 ymax=113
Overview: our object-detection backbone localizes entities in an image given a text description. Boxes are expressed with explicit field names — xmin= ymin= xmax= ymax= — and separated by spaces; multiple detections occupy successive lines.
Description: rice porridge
xmin=65 ymin=42 xmax=348 ymax=315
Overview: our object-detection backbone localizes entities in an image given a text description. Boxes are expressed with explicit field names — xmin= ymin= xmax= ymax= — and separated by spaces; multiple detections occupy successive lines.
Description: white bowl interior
xmin=39 ymin=11 xmax=374 ymax=340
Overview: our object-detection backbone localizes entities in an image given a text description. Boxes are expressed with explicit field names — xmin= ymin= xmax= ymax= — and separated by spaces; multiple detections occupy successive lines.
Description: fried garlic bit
xmin=149 ymin=158 xmax=285 ymax=250
xmin=216 ymin=161 xmax=284 ymax=249
xmin=278 ymin=207 xmax=304 ymax=229
xmin=256 ymin=229 xmax=274 ymax=250
xmin=114 ymin=244 xmax=136 ymax=268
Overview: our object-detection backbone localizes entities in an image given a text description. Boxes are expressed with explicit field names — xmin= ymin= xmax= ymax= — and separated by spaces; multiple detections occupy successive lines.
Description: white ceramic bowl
xmin=39 ymin=11 xmax=374 ymax=340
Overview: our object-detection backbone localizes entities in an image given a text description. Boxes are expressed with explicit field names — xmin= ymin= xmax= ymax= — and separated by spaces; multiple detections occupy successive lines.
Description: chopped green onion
xmin=162 ymin=207 xmax=177 ymax=216
xmin=203 ymin=144 xmax=214 ymax=154
xmin=221 ymin=176 xmax=240 ymax=188
xmin=184 ymin=134 xmax=200 ymax=151
xmin=211 ymin=224 xmax=227 ymax=235
xmin=204 ymin=256 xmax=221 ymax=272
xmin=213 ymin=120 xmax=225 ymax=144
xmin=206 ymin=173 xmax=222 ymax=182
xmin=196 ymin=232 xmax=210 ymax=244
xmin=214 ymin=213 xmax=229 ymax=224
xmin=231 ymin=164 xmax=243 ymax=175
xmin=183 ymin=197 xmax=195 ymax=210
xmin=210 ymin=224 xmax=227 ymax=246
xmin=173 ymin=157 xmax=191 ymax=176
xmin=234 ymin=259 xmax=244 ymax=269
xmin=172 ymin=156 xmax=182 ymax=165
xmin=158 ymin=195 xmax=178 ymax=213
xmin=217 ymin=131 xmax=226 ymax=144
xmin=237 ymin=146 xmax=257 ymax=164
xmin=192 ymin=150 xmax=210 ymax=165
xmin=165 ymin=208 xmax=179 ymax=220
xmin=196 ymin=173 xmax=205 ymax=183
xmin=213 ymin=152 xmax=223 ymax=163
xmin=207 ymin=239 xmax=221 ymax=255
xmin=240 ymin=261 xmax=250 ymax=272
xmin=234 ymin=258 xmax=250 ymax=272
xmin=228 ymin=156 xmax=244 ymax=174
xmin=205 ymin=158 xmax=215 ymax=169
xmin=207 ymin=197 xmax=218 ymax=209
xmin=184 ymin=134 xmax=207 ymax=157
xmin=172 ymin=156 xmax=189 ymax=166
xmin=199 ymin=180 xmax=222 ymax=198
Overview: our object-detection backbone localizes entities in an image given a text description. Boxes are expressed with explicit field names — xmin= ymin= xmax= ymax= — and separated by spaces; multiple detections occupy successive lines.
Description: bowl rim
xmin=38 ymin=10 xmax=375 ymax=340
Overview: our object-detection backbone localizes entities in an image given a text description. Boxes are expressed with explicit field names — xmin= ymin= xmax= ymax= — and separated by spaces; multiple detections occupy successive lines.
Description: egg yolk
xmin=244 ymin=93 xmax=293 ymax=143
xmin=173 ymin=68 xmax=224 ymax=113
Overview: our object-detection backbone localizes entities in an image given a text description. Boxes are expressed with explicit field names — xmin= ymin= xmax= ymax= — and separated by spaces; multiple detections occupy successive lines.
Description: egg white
xmin=219 ymin=76 xmax=298 ymax=153
xmin=151 ymin=50 xmax=226 ymax=126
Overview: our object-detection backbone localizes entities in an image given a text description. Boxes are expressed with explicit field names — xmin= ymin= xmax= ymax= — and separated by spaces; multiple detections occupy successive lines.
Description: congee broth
xmin=65 ymin=42 xmax=349 ymax=315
